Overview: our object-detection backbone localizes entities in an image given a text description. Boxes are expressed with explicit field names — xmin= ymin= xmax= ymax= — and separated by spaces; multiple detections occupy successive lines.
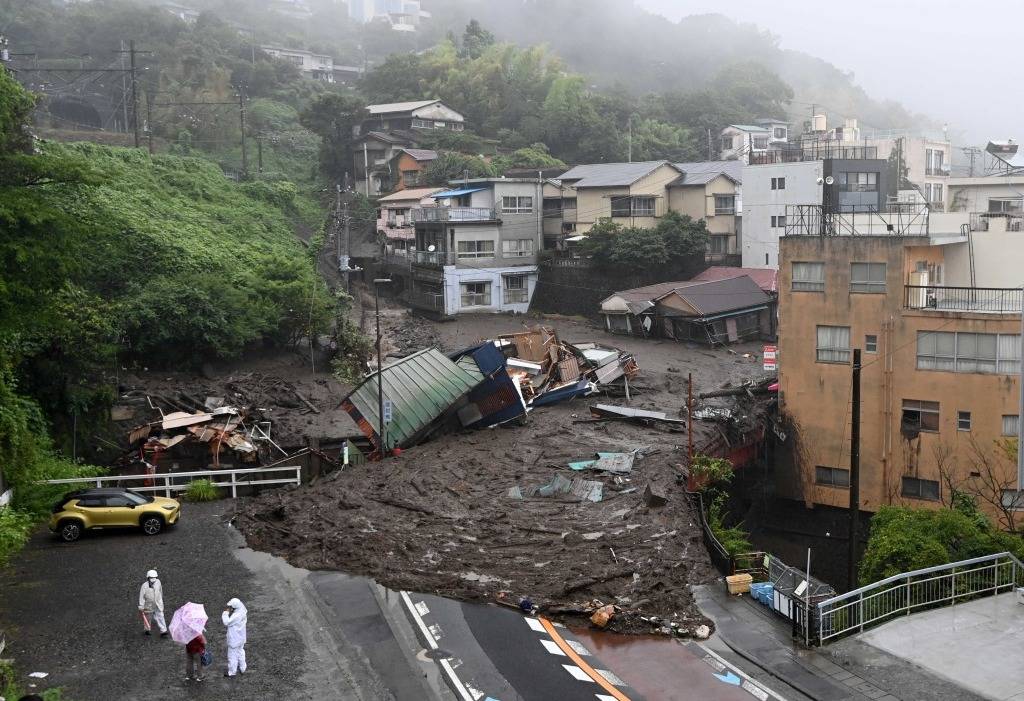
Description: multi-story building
xmin=376 ymin=186 xmax=443 ymax=256
xmin=348 ymin=0 xmax=428 ymax=30
xmin=260 ymin=46 xmax=336 ymax=82
xmin=387 ymin=148 xmax=437 ymax=191
xmin=719 ymin=121 xmax=789 ymax=161
xmin=776 ymin=216 xmax=1022 ymax=523
xmin=404 ymin=178 xmax=544 ymax=317
xmin=556 ymin=160 xmax=742 ymax=261
xmin=357 ymin=100 xmax=464 ymax=137
xmin=742 ymin=142 xmax=887 ymax=269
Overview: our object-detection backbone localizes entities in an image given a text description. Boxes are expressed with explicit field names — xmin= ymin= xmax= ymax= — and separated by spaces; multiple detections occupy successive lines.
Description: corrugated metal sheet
xmin=341 ymin=348 xmax=483 ymax=453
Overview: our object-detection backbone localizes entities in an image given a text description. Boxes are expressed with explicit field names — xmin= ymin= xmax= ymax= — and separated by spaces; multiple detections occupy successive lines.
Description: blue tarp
xmin=431 ymin=187 xmax=487 ymax=198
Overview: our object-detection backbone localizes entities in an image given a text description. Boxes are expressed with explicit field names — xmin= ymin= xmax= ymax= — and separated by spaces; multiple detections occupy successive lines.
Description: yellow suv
xmin=49 ymin=488 xmax=181 ymax=542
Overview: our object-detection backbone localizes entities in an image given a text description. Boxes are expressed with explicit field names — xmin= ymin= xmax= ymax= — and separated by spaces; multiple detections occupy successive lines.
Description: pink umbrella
xmin=169 ymin=602 xmax=208 ymax=644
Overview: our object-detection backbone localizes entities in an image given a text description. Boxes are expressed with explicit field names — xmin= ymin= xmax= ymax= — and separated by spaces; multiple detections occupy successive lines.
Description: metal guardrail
xmin=749 ymin=144 xmax=879 ymax=165
xmin=40 ymin=466 xmax=302 ymax=499
xmin=411 ymin=206 xmax=497 ymax=223
xmin=904 ymin=285 xmax=1023 ymax=313
xmin=817 ymin=551 xmax=1024 ymax=644
xmin=410 ymin=250 xmax=456 ymax=266
xmin=970 ymin=211 xmax=1023 ymax=232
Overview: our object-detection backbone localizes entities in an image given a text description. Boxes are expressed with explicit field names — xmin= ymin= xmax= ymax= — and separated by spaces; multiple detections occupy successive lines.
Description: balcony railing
xmin=905 ymin=285 xmax=1023 ymax=313
xmin=971 ymin=211 xmax=1024 ymax=232
xmin=750 ymin=144 xmax=879 ymax=165
xmin=411 ymin=206 xmax=497 ymax=223
xmin=410 ymin=250 xmax=456 ymax=266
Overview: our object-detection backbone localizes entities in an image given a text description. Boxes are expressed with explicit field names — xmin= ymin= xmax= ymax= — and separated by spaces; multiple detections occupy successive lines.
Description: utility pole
xmin=1017 ymin=303 xmax=1024 ymax=495
xmin=238 ymin=89 xmax=248 ymax=177
xmin=373 ymin=278 xmax=392 ymax=458
xmin=116 ymin=41 xmax=151 ymax=147
xmin=256 ymin=135 xmax=263 ymax=172
xmin=627 ymin=115 xmax=632 ymax=164
xmin=707 ymin=128 xmax=712 ymax=161
xmin=848 ymin=348 xmax=862 ymax=592
xmin=119 ymin=40 xmax=129 ymax=133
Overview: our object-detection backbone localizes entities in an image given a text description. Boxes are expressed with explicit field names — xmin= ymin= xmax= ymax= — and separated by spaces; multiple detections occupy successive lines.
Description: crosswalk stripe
xmin=540 ymin=639 xmax=566 ymax=656
xmin=525 ymin=617 xmax=546 ymax=632
xmin=566 ymin=639 xmax=591 ymax=656
xmin=563 ymin=664 xmax=595 ymax=682
xmin=596 ymin=669 xmax=626 ymax=687
xmin=595 ymin=696 xmax=619 ymax=701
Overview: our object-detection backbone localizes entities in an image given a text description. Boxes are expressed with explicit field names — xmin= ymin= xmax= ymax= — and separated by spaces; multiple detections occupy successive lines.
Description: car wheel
xmin=141 ymin=515 xmax=164 ymax=536
xmin=58 ymin=519 xmax=83 ymax=543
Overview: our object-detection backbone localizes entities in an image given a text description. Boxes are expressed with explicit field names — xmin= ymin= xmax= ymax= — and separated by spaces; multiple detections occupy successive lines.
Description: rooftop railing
xmin=750 ymin=143 xmax=879 ymax=165
xmin=970 ymin=211 xmax=1024 ymax=232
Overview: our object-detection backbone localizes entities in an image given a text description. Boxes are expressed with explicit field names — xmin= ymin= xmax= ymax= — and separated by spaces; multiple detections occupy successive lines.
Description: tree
xmin=460 ymin=19 xmax=495 ymax=59
xmin=579 ymin=213 xmax=707 ymax=273
xmin=630 ymin=118 xmax=699 ymax=162
xmin=299 ymin=92 xmax=367 ymax=183
xmin=656 ymin=211 xmax=710 ymax=265
xmin=358 ymin=53 xmax=428 ymax=103
xmin=491 ymin=143 xmax=566 ymax=174
xmin=422 ymin=152 xmax=496 ymax=186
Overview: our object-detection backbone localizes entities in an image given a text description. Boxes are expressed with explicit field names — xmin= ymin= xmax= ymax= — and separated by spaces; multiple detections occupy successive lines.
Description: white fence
xmin=41 ymin=466 xmax=301 ymax=499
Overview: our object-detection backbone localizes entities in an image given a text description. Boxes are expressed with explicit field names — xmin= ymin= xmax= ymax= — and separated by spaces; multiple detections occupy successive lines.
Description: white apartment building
xmin=260 ymin=46 xmax=335 ymax=82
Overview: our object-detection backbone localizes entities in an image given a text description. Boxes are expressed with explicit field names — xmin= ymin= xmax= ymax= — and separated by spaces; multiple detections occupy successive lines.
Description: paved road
xmin=0 ymin=500 xmax=792 ymax=701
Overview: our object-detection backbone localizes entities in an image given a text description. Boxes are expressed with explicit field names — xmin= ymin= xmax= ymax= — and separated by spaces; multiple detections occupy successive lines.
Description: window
xmin=916 ymin=331 xmax=1020 ymax=374
xmin=926 ymin=148 xmax=946 ymax=175
xmin=816 ymin=325 xmax=851 ymax=363
xmin=411 ymin=118 xmax=430 ymax=128
xmin=924 ymin=183 xmax=943 ymax=204
xmin=610 ymin=196 xmax=631 ymax=217
xmin=773 ymin=127 xmax=787 ymax=140
xmin=402 ymin=170 xmax=420 ymax=186
xmin=1003 ymin=415 xmax=1019 ymax=437
xmin=714 ymin=195 xmax=736 ymax=215
xmin=840 ymin=172 xmax=878 ymax=192
xmin=632 ymin=196 xmax=656 ymax=216
xmin=501 ymin=196 xmax=533 ymax=214
xmin=456 ymin=240 xmax=495 ymax=259
xmin=815 ymin=466 xmax=850 ymax=488
xmin=865 ymin=335 xmax=878 ymax=353
xmin=561 ymin=197 xmax=577 ymax=212
xmin=989 ymin=198 xmax=1023 ymax=213
xmin=104 ymin=495 xmax=134 ymax=507
xmin=75 ymin=496 xmax=103 ymax=508
xmin=771 ymin=215 xmax=787 ymax=228
xmin=460 ymin=282 xmax=491 ymax=307
xmin=709 ymin=235 xmax=729 ymax=254
xmin=771 ymin=177 xmax=786 ymax=190
xmin=850 ymin=262 xmax=886 ymax=293
xmin=902 ymin=399 xmax=940 ymax=432
xmin=721 ymin=135 xmax=734 ymax=150
xmin=902 ymin=476 xmax=940 ymax=501
xmin=503 ymin=274 xmax=528 ymax=304
xmin=752 ymin=135 xmax=769 ymax=150
xmin=792 ymin=262 xmax=825 ymax=292
xmin=957 ymin=411 xmax=972 ymax=431
xmin=501 ymin=239 xmax=535 ymax=257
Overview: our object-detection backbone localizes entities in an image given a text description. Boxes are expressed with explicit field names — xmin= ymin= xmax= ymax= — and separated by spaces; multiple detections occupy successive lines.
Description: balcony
xmin=905 ymin=285 xmax=1023 ymax=314
xmin=405 ymin=290 xmax=445 ymax=312
xmin=410 ymin=250 xmax=456 ymax=266
xmin=411 ymin=206 xmax=497 ymax=223
xmin=749 ymin=144 xmax=878 ymax=165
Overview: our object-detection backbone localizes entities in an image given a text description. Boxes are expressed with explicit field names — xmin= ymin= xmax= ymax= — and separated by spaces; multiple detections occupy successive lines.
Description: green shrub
xmin=184 ymin=479 xmax=220 ymax=502
xmin=1 ymin=658 xmax=64 ymax=700
xmin=707 ymin=492 xmax=752 ymax=556
xmin=0 ymin=507 xmax=34 ymax=566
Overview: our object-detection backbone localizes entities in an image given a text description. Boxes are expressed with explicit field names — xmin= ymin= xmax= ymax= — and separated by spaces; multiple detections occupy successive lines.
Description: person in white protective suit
xmin=222 ymin=597 xmax=248 ymax=677
xmin=138 ymin=569 xmax=168 ymax=637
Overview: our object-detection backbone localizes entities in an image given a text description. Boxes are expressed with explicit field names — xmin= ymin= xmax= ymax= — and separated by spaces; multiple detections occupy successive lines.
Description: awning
xmin=564 ymin=235 xmax=587 ymax=242
xmin=432 ymin=187 xmax=487 ymax=198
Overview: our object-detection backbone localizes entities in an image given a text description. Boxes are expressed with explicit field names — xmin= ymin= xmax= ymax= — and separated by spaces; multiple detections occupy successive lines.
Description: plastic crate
xmin=750 ymin=582 xmax=774 ymax=606
xmin=726 ymin=573 xmax=753 ymax=595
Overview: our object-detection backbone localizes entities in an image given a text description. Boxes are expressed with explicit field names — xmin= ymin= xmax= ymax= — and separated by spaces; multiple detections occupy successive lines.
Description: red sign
xmin=762 ymin=345 xmax=778 ymax=372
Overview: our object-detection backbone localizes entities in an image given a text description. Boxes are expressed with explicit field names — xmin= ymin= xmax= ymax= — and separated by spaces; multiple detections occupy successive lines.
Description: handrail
xmin=816 ymin=551 xmax=1024 ymax=644
xmin=39 ymin=466 xmax=301 ymax=499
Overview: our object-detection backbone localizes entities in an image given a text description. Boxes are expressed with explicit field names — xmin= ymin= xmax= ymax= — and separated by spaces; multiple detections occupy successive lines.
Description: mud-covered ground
xmin=235 ymin=309 xmax=769 ymax=635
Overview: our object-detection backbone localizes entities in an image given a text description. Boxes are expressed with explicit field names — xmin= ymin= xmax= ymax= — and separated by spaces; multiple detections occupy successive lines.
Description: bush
xmin=1 ymin=659 xmax=64 ymax=700
xmin=0 ymin=507 xmax=33 ymax=566
xmin=184 ymin=479 xmax=220 ymax=502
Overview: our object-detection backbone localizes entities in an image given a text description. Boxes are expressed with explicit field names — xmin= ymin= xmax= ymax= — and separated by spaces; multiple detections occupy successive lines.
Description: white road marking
xmin=563 ymin=664 xmax=595 ymax=682
xmin=525 ymin=617 xmax=546 ymax=632
xmin=428 ymin=623 xmax=443 ymax=640
xmin=595 ymin=695 xmax=619 ymax=701
xmin=596 ymin=669 xmax=626 ymax=687
xmin=696 ymin=642 xmax=788 ymax=701
xmin=566 ymin=639 xmax=591 ymax=656
xmin=414 ymin=600 xmax=430 ymax=616
xmin=466 ymin=683 xmax=485 ymax=700
xmin=540 ymin=639 xmax=566 ymax=656
xmin=401 ymin=591 xmax=476 ymax=701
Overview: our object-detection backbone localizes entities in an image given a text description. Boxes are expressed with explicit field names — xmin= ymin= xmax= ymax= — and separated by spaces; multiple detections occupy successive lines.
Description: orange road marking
xmin=538 ymin=617 xmax=632 ymax=701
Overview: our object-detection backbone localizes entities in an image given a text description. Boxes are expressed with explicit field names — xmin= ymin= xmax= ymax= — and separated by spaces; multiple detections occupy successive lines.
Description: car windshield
xmin=124 ymin=491 xmax=153 ymax=505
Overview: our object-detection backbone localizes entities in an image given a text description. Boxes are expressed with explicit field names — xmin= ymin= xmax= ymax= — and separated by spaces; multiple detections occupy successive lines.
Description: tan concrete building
xmin=667 ymin=161 xmax=742 ymax=261
xmin=777 ymin=231 xmax=1022 ymax=524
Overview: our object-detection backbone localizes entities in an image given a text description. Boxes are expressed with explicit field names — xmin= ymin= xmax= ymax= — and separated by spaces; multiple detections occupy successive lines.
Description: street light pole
xmin=374 ymin=278 xmax=392 ymax=458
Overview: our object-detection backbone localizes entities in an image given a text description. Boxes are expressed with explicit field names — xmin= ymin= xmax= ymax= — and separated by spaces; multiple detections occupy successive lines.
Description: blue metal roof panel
xmin=432 ymin=187 xmax=487 ymax=198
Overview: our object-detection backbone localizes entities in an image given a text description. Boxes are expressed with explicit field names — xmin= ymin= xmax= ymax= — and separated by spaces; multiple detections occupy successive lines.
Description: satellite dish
xmin=824 ymin=175 xmax=835 ymax=185
xmin=427 ymin=244 xmax=436 ymax=252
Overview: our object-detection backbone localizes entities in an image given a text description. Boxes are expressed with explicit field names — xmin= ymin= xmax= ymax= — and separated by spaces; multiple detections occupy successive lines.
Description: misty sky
xmin=636 ymin=0 xmax=1019 ymax=144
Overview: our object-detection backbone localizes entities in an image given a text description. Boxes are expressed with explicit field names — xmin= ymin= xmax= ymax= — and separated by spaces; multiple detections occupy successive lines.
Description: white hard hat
xmin=147 ymin=569 xmax=158 ymax=578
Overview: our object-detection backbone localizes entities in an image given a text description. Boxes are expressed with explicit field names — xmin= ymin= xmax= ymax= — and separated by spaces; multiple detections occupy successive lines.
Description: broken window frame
xmin=901 ymin=476 xmax=940 ymax=501
xmin=459 ymin=281 xmax=491 ymax=307
xmin=901 ymin=399 xmax=940 ymax=433
xmin=816 ymin=325 xmax=851 ymax=363
xmin=815 ymin=466 xmax=850 ymax=488
xmin=502 ymin=274 xmax=528 ymax=304
xmin=792 ymin=261 xmax=825 ymax=292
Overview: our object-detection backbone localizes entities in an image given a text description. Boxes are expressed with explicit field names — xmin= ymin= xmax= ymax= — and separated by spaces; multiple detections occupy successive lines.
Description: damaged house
xmin=601 ymin=274 xmax=775 ymax=344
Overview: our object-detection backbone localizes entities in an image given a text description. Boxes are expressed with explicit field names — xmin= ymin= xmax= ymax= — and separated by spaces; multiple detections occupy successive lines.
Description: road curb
xmin=713 ymin=631 xmax=826 ymax=701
